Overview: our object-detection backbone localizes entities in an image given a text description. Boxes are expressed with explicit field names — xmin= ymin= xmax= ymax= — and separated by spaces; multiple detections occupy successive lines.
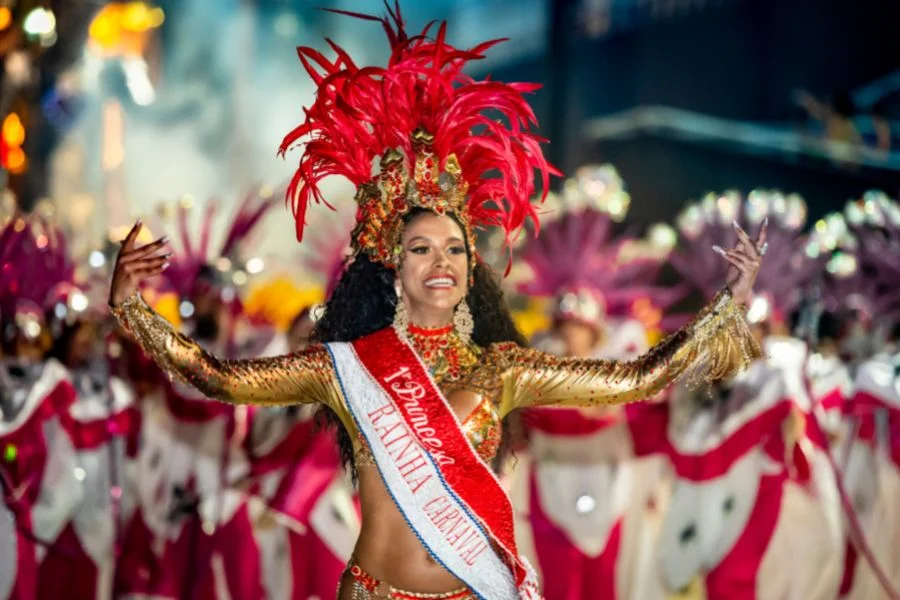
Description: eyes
xmin=408 ymin=245 xmax=466 ymax=256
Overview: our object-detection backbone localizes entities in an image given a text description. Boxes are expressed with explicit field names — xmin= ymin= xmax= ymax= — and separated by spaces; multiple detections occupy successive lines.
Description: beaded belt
xmin=341 ymin=561 xmax=474 ymax=600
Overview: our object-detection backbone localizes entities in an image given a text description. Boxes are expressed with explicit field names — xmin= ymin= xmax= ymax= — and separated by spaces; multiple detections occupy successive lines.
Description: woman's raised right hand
xmin=108 ymin=220 xmax=171 ymax=307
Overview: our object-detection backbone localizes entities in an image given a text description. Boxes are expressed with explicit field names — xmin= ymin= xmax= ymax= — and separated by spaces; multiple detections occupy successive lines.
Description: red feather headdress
xmin=278 ymin=2 xmax=557 ymax=268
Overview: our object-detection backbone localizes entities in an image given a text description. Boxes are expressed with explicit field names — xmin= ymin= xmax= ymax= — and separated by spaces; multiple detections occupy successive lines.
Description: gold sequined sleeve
xmin=110 ymin=293 xmax=338 ymax=407
xmin=497 ymin=288 xmax=761 ymax=415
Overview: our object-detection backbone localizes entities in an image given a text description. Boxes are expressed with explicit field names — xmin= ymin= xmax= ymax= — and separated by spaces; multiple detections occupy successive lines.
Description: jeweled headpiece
xmin=278 ymin=3 xmax=556 ymax=268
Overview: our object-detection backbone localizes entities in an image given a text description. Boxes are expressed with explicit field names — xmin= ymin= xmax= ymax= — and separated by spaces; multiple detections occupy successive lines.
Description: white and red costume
xmin=658 ymin=190 xmax=844 ymax=600
xmin=656 ymin=353 xmax=796 ymax=599
xmin=243 ymin=404 xmax=360 ymax=600
xmin=518 ymin=321 xmax=671 ymax=600
xmin=840 ymin=350 xmax=900 ymax=599
xmin=37 ymin=366 xmax=138 ymax=600
xmin=0 ymin=359 xmax=80 ymax=600
xmin=511 ymin=174 xmax=682 ymax=600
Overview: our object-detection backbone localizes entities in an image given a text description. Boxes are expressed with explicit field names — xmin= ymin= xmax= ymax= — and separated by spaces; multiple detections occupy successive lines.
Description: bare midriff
xmin=340 ymin=467 xmax=471 ymax=597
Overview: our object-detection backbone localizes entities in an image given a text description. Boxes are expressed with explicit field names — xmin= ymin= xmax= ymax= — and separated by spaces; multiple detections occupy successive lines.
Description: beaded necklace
xmin=406 ymin=323 xmax=479 ymax=383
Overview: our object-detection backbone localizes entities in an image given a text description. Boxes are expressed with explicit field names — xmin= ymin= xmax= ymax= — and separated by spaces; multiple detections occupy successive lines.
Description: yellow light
xmin=6 ymin=147 xmax=27 ymax=174
xmin=244 ymin=277 xmax=325 ymax=332
xmin=70 ymin=292 xmax=89 ymax=313
xmin=0 ymin=7 xmax=12 ymax=30
xmin=88 ymin=3 xmax=165 ymax=56
xmin=108 ymin=224 xmax=154 ymax=244
xmin=119 ymin=3 xmax=165 ymax=32
xmin=2 ymin=113 xmax=25 ymax=147
xmin=122 ymin=2 xmax=150 ymax=31
xmin=216 ymin=257 xmax=233 ymax=272
xmin=149 ymin=292 xmax=182 ymax=329
xmin=246 ymin=257 xmax=265 ymax=274
xmin=649 ymin=223 xmax=677 ymax=249
xmin=89 ymin=12 xmax=116 ymax=44
xmin=148 ymin=7 xmax=165 ymax=27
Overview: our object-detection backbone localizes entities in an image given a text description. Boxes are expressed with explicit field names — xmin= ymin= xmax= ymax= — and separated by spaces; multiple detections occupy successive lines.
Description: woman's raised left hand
xmin=713 ymin=219 xmax=768 ymax=306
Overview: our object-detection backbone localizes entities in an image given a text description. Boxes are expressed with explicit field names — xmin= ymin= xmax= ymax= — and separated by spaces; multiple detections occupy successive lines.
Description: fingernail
xmin=732 ymin=220 xmax=745 ymax=233
xmin=712 ymin=245 xmax=727 ymax=257
xmin=162 ymin=262 xmax=170 ymax=270
xmin=763 ymin=217 xmax=769 ymax=227
xmin=161 ymin=236 xmax=169 ymax=244
xmin=136 ymin=218 xmax=143 ymax=226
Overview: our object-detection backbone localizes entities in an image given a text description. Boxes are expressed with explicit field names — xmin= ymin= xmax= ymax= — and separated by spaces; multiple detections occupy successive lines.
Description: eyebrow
xmin=406 ymin=236 xmax=465 ymax=245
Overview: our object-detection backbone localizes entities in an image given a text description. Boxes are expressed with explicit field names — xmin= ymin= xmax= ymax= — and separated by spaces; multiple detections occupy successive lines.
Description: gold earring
xmin=393 ymin=282 xmax=409 ymax=339
xmin=454 ymin=300 xmax=473 ymax=344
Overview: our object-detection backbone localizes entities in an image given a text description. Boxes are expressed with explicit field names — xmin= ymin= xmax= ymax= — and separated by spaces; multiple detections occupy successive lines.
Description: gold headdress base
xmin=352 ymin=128 xmax=475 ymax=268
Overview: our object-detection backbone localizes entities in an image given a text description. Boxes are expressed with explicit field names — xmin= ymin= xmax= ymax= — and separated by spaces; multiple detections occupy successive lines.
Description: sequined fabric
xmin=493 ymin=288 xmax=761 ymax=414
xmin=458 ymin=398 xmax=502 ymax=462
xmin=339 ymin=560 xmax=475 ymax=599
xmin=109 ymin=294 xmax=339 ymax=407
xmin=111 ymin=288 xmax=760 ymax=466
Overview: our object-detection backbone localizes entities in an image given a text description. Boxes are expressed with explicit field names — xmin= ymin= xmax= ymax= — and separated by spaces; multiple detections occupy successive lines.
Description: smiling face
xmin=397 ymin=212 xmax=469 ymax=328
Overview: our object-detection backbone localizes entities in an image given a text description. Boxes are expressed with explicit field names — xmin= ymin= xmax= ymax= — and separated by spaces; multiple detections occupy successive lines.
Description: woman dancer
xmin=107 ymin=6 xmax=766 ymax=599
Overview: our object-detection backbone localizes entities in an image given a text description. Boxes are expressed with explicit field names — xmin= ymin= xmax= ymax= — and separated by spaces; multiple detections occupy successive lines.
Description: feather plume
xmin=279 ymin=2 xmax=557 ymax=248
xmin=671 ymin=190 xmax=825 ymax=322
xmin=516 ymin=166 xmax=680 ymax=325
xmin=809 ymin=191 xmax=900 ymax=324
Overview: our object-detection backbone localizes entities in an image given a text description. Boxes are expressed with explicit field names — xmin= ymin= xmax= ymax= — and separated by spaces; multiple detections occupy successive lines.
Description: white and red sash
xmin=326 ymin=328 xmax=541 ymax=600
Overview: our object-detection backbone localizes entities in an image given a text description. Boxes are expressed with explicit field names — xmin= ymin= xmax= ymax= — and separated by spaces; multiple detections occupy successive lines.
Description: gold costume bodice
xmin=111 ymin=290 xmax=760 ymax=467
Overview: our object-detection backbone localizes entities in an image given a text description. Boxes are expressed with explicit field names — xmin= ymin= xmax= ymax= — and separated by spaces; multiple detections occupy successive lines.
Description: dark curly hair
xmin=313 ymin=209 xmax=526 ymax=480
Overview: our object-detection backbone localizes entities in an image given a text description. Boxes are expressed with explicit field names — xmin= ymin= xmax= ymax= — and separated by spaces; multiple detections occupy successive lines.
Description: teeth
xmin=425 ymin=277 xmax=455 ymax=288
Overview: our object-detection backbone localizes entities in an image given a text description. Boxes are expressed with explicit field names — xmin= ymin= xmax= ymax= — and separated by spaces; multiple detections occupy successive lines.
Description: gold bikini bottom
xmin=338 ymin=558 xmax=475 ymax=600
